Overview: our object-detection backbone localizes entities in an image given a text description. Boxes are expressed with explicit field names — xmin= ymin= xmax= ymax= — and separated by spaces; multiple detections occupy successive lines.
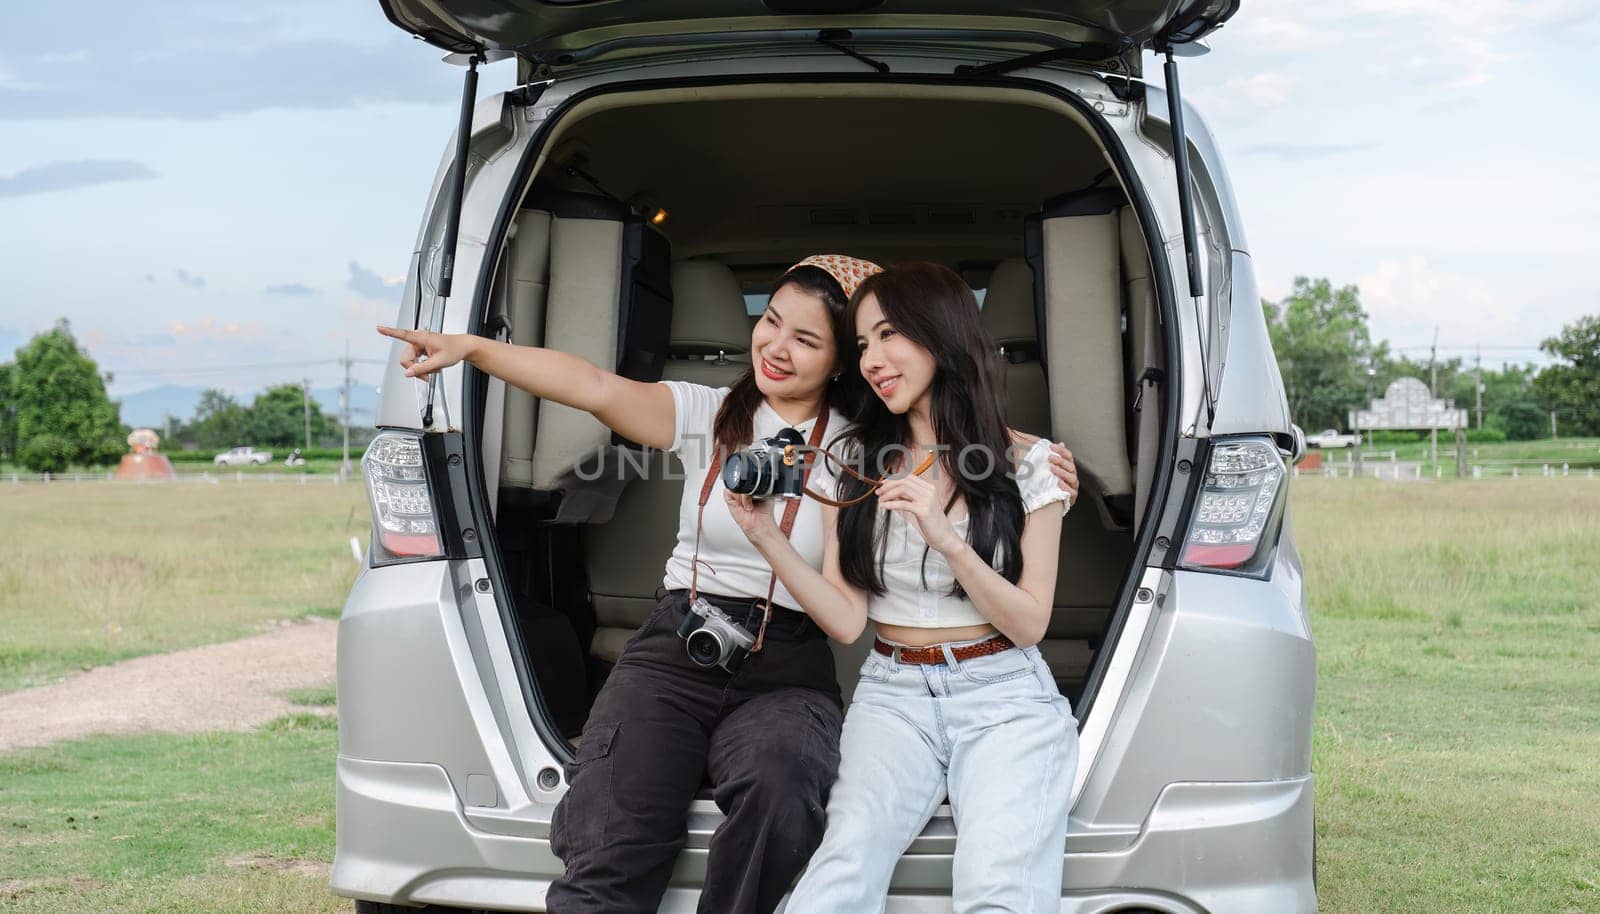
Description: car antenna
xmin=1159 ymin=44 xmax=1215 ymax=427
xmin=421 ymin=48 xmax=485 ymax=430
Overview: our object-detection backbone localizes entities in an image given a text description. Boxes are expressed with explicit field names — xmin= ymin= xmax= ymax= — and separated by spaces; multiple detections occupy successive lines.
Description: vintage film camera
xmin=676 ymin=597 xmax=757 ymax=672
xmin=721 ymin=427 xmax=809 ymax=499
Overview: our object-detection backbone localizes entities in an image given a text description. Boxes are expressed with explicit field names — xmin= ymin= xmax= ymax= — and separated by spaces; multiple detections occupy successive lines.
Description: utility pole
xmin=1474 ymin=346 xmax=1483 ymax=431
xmin=342 ymin=340 xmax=353 ymax=476
xmin=1428 ymin=327 xmax=1439 ymax=470
xmin=302 ymin=378 xmax=312 ymax=454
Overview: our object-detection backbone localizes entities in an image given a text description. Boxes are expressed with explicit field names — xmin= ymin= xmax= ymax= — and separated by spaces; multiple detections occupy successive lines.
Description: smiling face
xmin=855 ymin=292 xmax=937 ymax=417
xmin=750 ymin=283 xmax=838 ymax=402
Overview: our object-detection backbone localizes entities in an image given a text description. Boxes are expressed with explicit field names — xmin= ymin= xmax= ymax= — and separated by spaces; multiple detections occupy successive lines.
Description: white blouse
xmin=658 ymin=381 xmax=851 ymax=611
xmin=868 ymin=438 xmax=1068 ymax=629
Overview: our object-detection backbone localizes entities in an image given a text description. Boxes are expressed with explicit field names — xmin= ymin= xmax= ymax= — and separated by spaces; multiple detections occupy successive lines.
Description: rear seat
xmin=980 ymin=245 xmax=1135 ymax=702
xmin=582 ymin=261 xmax=752 ymax=663
xmin=1026 ymin=187 xmax=1135 ymax=515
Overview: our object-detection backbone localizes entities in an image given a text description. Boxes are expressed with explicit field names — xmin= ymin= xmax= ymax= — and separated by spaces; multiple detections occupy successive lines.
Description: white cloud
xmin=1212 ymin=0 xmax=1592 ymax=90
xmin=1184 ymin=71 xmax=1298 ymax=117
xmin=1358 ymin=256 xmax=1521 ymax=345
xmin=0 ymin=61 xmax=46 ymax=92
xmin=1231 ymin=72 xmax=1297 ymax=109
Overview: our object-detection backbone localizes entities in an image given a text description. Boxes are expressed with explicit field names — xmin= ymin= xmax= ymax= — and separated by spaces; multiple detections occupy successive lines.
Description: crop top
xmin=867 ymin=438 xmax=1068 ymax=629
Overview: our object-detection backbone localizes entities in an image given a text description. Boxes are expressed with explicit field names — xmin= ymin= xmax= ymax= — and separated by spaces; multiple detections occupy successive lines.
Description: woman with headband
xmin=379 ymin=256 xmax=1076 ymax=914
xmin=726 ymin=262 xmax=1078 ymax=913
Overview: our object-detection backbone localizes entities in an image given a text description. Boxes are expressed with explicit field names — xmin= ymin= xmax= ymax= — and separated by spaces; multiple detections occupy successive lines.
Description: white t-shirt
xmin=868 ymin=438 xmax=1068 ymax=629
xmin=659 ymin=382 xmax=851 ymax=611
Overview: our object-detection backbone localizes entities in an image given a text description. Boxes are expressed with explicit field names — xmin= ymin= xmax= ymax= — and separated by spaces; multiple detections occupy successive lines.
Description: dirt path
xmin=0 ymin=618 xmax=337 ymax=754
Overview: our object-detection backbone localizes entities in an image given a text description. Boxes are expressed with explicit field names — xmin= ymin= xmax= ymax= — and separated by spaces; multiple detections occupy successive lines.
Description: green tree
xmin=8 ymin=320 xmax=125 ymax=473
xmin=1531 ymin=315 xmax=1600 ymax=436
xmin=245 ymin=384 xmax=336 ymax=449
xmin=1263 ymin=277 xmax=1390 ymax=433
xmin=188 ymin=388 xmax=250 ymax=450
xmin=0 ymin=360 xmax=15 ymax=462
xmin=1377 ymin=356 xmax=1546 ymax=440
xmin=1467 ymin=364 xmax=1544 ymax=440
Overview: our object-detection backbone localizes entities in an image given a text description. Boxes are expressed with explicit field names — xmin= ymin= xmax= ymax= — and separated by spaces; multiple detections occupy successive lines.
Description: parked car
xmin=338 ymin=2 xmax=1315 ymax=912
xmin=1305 ymin=428 xmax=1361 ymax=449
xmin=212 ymin=446 xmax=272 ymax=466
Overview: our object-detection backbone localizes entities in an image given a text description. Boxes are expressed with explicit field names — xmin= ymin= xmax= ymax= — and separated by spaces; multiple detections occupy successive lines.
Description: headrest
xmin=980 ymin=258 xmax=1038 ymax=349
xmin=670 ymin=261 xmax=752 ymax=355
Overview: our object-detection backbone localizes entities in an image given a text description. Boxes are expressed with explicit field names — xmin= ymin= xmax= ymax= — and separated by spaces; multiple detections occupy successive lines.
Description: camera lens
xmin=685 ymin=629 xmax=723 ymax=668
xmin=722 ymin=451 xmax=774 ymax=497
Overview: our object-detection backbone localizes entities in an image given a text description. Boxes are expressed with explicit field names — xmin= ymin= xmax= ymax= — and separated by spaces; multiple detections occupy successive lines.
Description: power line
xmin=1390 ymin=344 xmax=1548 ymax=352
xmin=104 ymin=357 xmax=387 ymax=376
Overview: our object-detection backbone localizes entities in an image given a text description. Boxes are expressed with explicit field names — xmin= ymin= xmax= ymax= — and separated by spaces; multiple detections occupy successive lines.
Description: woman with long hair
xmin=726 ymin=262 xmax=1078 ymax=913
xmin=382 ymin=256 xmax=1077 ymax=914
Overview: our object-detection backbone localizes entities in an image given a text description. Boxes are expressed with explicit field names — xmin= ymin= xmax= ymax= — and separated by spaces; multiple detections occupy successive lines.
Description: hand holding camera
xmin=724 ymin=489 xmax=781 ymax=546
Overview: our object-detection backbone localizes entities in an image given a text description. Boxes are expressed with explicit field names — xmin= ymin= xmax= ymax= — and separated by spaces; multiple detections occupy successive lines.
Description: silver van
xmin=337 ymin=2 xmax=1315 ymax=912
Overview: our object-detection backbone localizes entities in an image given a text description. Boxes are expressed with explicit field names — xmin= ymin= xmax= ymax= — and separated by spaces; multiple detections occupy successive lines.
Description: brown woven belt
xmin=873 ymin=634 xmax=1015 ymax=666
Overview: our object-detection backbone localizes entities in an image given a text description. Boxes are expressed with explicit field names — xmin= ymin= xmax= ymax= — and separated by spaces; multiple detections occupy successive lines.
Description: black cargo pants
xmin=547 ymin=590 xmax=844 ymax=914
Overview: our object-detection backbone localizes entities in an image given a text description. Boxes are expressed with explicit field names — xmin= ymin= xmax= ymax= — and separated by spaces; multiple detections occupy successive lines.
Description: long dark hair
xmin=837 ymin=263 xmax=1025 ymax=597
xmin=711 ymin=265 xmax=862 ymax=456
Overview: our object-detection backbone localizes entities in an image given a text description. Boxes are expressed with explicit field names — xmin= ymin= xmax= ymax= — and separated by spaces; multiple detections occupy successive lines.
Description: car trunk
xmin=466 ymin=83 xmax=1172 ymax=746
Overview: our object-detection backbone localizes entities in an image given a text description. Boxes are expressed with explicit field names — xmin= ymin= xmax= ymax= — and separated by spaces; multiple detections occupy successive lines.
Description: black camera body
xmin=722 ymin=427 xmax=808 ymax=499
xmin=676 ymin=597 xmax=756 ymax=672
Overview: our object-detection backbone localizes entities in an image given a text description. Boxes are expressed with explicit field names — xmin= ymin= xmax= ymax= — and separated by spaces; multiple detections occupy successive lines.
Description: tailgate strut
xmin=1159 ymin=46 xmax=1215 ymax=426
xmin=422 ymin=51 xmax=483 ymax=428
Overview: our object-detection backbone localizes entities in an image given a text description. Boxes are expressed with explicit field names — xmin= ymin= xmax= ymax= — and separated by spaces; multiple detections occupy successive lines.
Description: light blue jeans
xmin=785 ymin=638 xmax=1079 ymax=914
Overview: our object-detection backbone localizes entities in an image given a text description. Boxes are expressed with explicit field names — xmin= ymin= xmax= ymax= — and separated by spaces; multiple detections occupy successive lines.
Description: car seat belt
xmin=1132 ymin=295 xmax=1164 ymax=532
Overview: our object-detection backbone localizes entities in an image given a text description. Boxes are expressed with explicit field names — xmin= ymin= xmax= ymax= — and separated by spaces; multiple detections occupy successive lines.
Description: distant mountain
xmin=116 ymin=383 xmax=380 ymax=430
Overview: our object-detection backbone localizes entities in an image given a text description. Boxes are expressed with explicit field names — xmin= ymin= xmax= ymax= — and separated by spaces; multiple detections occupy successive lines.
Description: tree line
xmin=4 ymin=291 xmax=1599 ymax=473
xmin=1265 ymin=277 xmax=1600 ymax=438
xmin=0 ymin=320 xmax=342 ymax=473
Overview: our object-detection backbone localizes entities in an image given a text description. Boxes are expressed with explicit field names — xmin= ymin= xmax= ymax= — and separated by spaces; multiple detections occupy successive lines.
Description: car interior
xmin=469 ymin=86 xmax=1170 ymax=740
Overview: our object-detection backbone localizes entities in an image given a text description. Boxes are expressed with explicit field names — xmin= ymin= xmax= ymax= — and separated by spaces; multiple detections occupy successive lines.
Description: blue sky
xmin=2 ymin=0 xmax=1597 ymax=402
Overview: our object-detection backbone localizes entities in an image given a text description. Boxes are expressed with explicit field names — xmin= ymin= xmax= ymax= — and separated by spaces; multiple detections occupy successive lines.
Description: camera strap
xmin=689 ymin=409 xmax=830 ymax=654
xmin=803 ymin=446 xmax=938 ymax=507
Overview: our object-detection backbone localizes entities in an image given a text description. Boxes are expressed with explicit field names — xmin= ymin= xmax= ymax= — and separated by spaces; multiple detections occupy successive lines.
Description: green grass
xmin=1295 ymin=478 xmax=1600 ymax=914
xmin=1335 ymin=435 xmax=1600 ymax=467
xmin=1 ymin=458 xmax=355 ymax=476
xmin=0 ymin=715 xmax=343 ymax=914
xmin=281 ymin=685 xmax=338 ymax=708
xmin=0 ymin=482 xmax=366 ymax=692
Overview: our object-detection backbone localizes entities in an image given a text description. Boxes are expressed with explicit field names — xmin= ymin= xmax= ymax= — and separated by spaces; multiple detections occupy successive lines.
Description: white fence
xmin=1295 ymin=463 xmax=1598 ymax=480
xmin=7 ymin=470 xmax=351 ymax=486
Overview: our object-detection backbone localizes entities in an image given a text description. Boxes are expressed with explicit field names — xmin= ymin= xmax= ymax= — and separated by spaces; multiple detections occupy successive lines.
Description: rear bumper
xmin=332 ymin=756 xmax=1314 ymax=914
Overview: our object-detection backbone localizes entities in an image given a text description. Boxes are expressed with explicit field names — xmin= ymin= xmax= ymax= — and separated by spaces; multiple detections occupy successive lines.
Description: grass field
xmin=2 ymin=476 xmax=1598 ymax=912
xmin=1 ymin=458 xmax=356 ymax=477
xmin=1297 ymin=478 xmax=1600 ymax=913
xmin=0 ymin=480 xmax=366 ymax=692
xmin=0 ymin=712 xmax=344 ymax=913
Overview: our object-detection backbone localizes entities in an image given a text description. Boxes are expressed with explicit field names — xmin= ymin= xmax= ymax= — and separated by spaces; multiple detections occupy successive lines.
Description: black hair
xmin=711 ymin=264 xmax=863 ymax=456
xmin=836 ymin=263 xmax=1025 ymax=597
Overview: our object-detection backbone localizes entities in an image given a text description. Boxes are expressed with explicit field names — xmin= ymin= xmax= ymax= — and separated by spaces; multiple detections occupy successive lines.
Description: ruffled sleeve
xmin=1015 ymin=439 xmax=1070 ymax=516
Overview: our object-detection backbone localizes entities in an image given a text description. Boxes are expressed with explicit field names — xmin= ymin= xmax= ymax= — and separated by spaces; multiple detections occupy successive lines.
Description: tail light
xmin=362 ymin=431 xmax=444 ymax=565
xmin=1180 ymin=437 xmax=1288 ymax=575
